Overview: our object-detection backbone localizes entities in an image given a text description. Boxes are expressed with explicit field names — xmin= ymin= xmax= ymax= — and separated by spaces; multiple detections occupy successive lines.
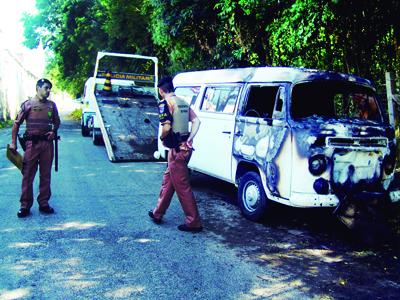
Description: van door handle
xmin=234 ymin=131 xmax=242 ymax=137
xmin=222 ymin=131 xmax=231 ymax=134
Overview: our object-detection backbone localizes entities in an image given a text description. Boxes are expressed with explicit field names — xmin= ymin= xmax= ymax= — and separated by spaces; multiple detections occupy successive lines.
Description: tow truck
xmin=81 ymin=51 xmax=159 ymax=161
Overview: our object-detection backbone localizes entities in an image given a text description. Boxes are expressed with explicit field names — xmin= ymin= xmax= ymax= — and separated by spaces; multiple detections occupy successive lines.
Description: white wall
xmin=0 ymin=32 xmax=45 ymax=121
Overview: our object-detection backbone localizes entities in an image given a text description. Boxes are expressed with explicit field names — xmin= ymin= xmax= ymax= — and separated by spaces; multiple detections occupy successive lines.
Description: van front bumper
xmin=388 ymin=171 xmax=400 ymax=203
xmin=389 ymin=189 xmax=400 ymax=203
xmin=289 ymin=192 xmax=339 ymax=207
xmin=289 ymin=189 xmax=399 ymax=207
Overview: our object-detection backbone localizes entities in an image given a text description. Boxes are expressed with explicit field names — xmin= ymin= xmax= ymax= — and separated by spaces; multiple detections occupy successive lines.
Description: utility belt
xmin=18 ymin=133 xmax=50 ymax=151
xmin=161 ymin=131 xmax=189 ymax=152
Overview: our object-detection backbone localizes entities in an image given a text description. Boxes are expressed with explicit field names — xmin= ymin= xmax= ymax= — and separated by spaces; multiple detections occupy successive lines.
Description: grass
xmin=0 ymin=119 xmax=14 ymax=129
xmin=68 ymin=108 xmax=82 ymax=121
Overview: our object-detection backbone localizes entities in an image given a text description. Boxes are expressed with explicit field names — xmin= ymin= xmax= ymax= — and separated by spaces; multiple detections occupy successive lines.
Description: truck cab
xmin=80 ymin=77 xmax=96 ymax=137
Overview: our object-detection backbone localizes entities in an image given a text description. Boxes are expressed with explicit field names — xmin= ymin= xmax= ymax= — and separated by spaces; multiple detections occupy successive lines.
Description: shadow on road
xmin=191 ymin=171 xmax=400 ymax=299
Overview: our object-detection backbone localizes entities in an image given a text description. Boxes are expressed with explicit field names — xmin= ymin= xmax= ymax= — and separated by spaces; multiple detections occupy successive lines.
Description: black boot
xmin=17 ymin=208 xmax=30 ymax=218
xmin=39 ymin=206 xmax=55 ymax=214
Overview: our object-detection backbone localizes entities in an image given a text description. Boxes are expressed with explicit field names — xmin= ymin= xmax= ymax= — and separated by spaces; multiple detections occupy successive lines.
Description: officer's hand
xmin=185 ymin=139 xmax=193 ymax=149
xmin=45 ymin=131 xmax=55 ymax=141
xmin=9 ymin=143 xmax=17 ymax=152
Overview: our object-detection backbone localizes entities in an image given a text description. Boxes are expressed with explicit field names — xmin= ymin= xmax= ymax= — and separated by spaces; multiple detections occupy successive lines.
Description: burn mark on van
xmin=291 ymin=118 xmax=396 ymax=194
xmin=233 ymin=118 xmax=289 ymax=195
xmin=266 ymin=162 xmax=279 ymax=195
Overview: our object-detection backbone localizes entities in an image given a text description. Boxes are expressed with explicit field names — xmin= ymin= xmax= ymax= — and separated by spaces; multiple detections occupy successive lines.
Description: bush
xmin=69 ymin=108 xmax=82 ymax=121
xmin=0 ymin=119 xmax=14 ymax=129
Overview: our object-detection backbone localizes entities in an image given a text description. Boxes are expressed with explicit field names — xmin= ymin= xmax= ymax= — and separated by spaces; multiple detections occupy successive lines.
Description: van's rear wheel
xmin=238 ymin=171 xmax=268 ymax=222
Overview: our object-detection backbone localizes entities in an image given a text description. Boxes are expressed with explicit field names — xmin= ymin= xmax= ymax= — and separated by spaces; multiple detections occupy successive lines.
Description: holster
xmin=162 ymin=130 xmax=181 ymax=152
xmin=161 ymin=131 xmax=189 ymax=153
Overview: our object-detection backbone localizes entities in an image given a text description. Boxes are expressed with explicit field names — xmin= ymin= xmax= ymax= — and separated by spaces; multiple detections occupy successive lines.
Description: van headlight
xmin=309 ymin=155 xmax=327 ymax=176
xmin=313 ymin=178 xmax=330 ymax=194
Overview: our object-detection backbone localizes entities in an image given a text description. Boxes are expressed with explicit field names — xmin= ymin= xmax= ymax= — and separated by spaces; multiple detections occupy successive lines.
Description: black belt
xmin=24 ymin=134 xmax=49 ymax=142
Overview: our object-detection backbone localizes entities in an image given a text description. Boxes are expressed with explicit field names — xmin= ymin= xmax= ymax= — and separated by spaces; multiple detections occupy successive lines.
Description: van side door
xmin=234 ymin=84 xmax=291 ymax=199
xmin=188 ymin=84 xmax=242 ymax=182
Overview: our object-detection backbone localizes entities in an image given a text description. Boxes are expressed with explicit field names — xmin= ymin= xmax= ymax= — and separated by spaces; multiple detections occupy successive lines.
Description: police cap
xmin=36 ymin=78 xmax=53 ymax=89
xmin=157 ymin=76 xmax=174 ymax=93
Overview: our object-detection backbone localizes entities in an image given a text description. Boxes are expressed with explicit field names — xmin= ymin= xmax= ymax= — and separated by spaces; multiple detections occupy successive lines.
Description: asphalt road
xmin=0 ymin=117 xmax=399 ymax=300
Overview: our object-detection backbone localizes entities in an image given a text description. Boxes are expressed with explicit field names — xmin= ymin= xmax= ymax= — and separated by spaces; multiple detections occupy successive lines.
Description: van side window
xmin=201 ymin=86 xmax=240 ymax=114
xmin=175 ymin=86 xmax=201 ymax=106
xmin=243 ymin=86 xmax=279 ymax=118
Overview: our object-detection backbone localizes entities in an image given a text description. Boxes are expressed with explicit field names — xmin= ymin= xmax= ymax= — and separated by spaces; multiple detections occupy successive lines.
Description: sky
xmin=0 ymin=0 xmax=37 ymax=49
xmin=0 ymin=0 xmax=76 ymax=106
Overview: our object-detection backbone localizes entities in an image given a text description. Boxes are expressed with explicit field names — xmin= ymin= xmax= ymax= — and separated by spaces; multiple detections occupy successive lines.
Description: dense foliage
xmin=23 ymin=0 xmax=400 ymax=95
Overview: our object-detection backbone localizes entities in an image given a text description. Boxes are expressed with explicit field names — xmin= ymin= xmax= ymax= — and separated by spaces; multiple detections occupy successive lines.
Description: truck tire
xmin=238 ymin=171 xmax=268 ymax=222
xmin=81 ymin=121 xmax=90 ymax=137
xmin=92 ymin=128 xmax=103 ymax=145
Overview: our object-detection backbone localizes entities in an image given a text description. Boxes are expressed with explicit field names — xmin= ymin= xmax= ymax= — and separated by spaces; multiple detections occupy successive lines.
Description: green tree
xmin=23 ymin=0 xmax=108 ymax=94
xmin=23 ymin=0 xmax=155 ymax=94
xmin=268 ymin=0 xmax=400 ymax=81
xmin=144 ymin=0 xmax=221 ymax=74
xmin=23 ymin=0 xmax=400 ymax=93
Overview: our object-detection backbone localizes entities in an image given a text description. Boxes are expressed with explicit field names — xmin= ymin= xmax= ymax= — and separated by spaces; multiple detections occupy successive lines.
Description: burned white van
xmin=159 ymin=67 xmax=398 ymax=222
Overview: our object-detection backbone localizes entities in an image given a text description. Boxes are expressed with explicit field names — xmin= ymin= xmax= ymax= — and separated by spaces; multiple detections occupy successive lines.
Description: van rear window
xmin=291 ymin=81 xmax=382 ymax=122
xmin=201 ymin=86 xmax=240 ymax=113
xmin=175 ymin=86 xmax=201 ymax=106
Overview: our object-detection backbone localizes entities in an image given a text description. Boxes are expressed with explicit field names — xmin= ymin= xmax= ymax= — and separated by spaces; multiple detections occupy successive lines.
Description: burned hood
xmin=290 ymin=117 xmax=395 ymax=157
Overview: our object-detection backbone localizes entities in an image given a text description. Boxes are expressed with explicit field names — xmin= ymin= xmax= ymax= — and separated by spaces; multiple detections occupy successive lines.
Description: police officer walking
xmin=10 ymin=79 xmax=61 ymax=218
xmin=149 ymin=76 xmax=203 ymax=232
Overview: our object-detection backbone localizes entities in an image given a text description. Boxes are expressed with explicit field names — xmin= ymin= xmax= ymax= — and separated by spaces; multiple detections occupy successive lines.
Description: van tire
xmin=238 ymin=171 xmax=268 ymax=222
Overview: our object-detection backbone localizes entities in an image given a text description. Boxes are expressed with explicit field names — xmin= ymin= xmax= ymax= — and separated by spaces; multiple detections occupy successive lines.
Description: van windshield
xmin=291 ymin=81 xmax=382 ymax=122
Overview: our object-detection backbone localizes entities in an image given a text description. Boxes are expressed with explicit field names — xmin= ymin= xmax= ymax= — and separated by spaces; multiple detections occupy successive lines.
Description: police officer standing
xmin=10 ymin=79 xmax=61 ymax=218
xmin=149 ymin=76 xmax=203 ymax=232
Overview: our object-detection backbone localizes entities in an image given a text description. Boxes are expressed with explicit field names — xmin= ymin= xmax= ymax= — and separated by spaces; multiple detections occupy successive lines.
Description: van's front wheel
xmin=238 ymin=171 xmax=268 ymax=222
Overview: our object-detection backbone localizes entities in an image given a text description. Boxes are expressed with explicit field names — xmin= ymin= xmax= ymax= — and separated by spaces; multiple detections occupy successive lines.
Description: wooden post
xmin=385 ymin=72 xmax=395 ymax=126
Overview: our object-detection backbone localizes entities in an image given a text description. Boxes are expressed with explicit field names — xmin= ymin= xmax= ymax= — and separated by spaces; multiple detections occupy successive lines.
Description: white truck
xmin=81 ymin=51 xmax=159 ymax=161
xmin=81 ymin=76 xmax=96 ymax=138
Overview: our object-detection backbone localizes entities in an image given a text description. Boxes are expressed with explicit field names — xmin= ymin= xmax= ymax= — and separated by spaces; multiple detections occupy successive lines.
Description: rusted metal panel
xmin=97 ymin=94 xmax=159 ymax=161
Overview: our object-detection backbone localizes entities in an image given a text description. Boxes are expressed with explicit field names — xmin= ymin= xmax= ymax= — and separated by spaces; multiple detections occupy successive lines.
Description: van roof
xmin=173 ymin=66 xmax=373 ymax=87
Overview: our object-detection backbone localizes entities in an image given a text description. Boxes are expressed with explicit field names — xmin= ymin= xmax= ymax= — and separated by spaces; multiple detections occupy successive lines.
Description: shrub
xmin=0 ymin=119 xmax=14 ymax=129
xmin=69 ymin=108 xmax=82 ymax=121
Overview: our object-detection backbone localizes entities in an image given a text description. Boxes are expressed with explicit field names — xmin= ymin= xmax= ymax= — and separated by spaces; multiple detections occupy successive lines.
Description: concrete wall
xmin=0 ymin=48 xmax=40 ymax=121
xmin=0 ymin=24 xmax=45 ymax=121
